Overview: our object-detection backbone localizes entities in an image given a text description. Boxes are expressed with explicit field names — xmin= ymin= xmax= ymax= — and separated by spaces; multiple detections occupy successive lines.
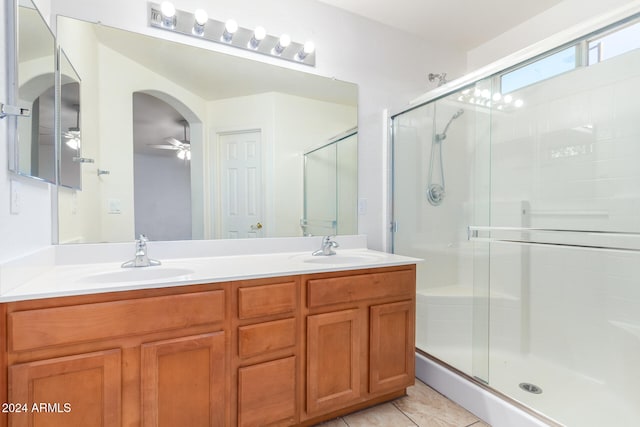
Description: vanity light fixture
xmin=193 ymin=9 xmax=208 ymax=36
xmin=159 ymin=1 xmax=176 ymax=29
xmin=453 ymin=89 xmax=524 ymax=112
xmin=148 ymin=2 xmax=315 ymax=66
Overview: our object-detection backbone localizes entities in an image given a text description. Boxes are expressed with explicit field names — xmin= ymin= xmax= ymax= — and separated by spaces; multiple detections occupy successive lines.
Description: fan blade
xmin=164 ymin=137 xmax=185 ymax=148
xmin=147 ymin=144 xmax=181 ymax=150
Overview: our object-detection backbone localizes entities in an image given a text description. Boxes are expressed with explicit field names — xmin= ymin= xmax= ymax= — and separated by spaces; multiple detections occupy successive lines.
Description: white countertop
xmin=0 ymin=248 xmax=420 ymax=303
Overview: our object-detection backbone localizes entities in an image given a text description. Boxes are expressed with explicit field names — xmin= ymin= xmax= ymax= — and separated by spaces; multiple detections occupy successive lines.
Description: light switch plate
xmin=358 ymin=198 xmax=367 ymax=215
xmin=107 ymin=198 xmax=122 ymax=214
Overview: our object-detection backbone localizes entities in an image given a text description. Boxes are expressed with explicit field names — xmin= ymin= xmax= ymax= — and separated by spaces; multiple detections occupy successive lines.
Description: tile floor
xmin=314 ymin=379 xmax=490 ymax=427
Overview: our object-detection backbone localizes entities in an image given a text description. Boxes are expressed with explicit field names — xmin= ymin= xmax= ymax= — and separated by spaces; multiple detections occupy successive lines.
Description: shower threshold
xmin=415 ymin=349 xmax=561 ymax=427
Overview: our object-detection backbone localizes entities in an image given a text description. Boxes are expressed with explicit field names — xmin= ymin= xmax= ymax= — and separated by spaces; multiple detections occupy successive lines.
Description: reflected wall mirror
xmin=55 ymin=16 xmax=358 ymax=244
xmin=11 ymin=0 xmax=56 ymax=184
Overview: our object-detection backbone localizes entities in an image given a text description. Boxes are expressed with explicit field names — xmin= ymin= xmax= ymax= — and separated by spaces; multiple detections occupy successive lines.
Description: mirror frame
xmin=6 ymin=0 xmax=20 ymax=174
xmin=58 ymin=48 xmax=82 ymax=190
xmin=6 ymin=0 xmax=58 ymax=185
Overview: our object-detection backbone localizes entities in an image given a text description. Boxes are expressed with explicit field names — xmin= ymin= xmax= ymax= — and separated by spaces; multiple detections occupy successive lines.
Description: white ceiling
xmin=315 ymin=0 xmax=565 ymax=51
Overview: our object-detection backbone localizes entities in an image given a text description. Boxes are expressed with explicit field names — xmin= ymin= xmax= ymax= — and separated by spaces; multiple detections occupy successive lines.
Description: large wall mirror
xmin=11 ymin=0 xmax=56 ymax=184
xmin=56 ymin=17 xmax=358 ymax=244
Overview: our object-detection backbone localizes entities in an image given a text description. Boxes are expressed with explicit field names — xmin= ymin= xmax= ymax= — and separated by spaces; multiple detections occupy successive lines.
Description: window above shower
xmin=588 ymin=20 xmax=640 ymax=65
xmin=500 ymin=46 xmax=577 ymax=94
xmin=500 ymin=18 xmax=640 ymax=95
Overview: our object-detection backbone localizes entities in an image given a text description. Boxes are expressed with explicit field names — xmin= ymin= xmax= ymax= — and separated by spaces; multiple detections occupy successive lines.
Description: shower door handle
xmin=467 ymin=225 xmax=640 ymax=253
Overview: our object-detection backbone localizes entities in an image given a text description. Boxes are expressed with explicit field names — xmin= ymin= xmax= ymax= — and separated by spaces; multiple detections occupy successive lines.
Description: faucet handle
xmin=137 ymin=234 xmax=148 ymax=242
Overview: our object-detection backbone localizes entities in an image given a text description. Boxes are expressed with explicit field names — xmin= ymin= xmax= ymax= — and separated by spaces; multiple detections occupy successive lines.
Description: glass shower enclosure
xmin=302 ymin=129 xmax=358 ymax=236
xmin=392 ymin=16 xmax=640 ymax=426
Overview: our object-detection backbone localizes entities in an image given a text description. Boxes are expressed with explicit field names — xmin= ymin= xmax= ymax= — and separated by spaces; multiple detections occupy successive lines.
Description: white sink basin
xmin=294 ymin=252 xmax=387 ymax=265
xmin=80 ymin=267 xmax=194 ymax=284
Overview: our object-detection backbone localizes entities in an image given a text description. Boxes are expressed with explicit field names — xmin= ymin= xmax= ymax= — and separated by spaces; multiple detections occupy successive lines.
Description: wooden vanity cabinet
xmin=0 ymin=264 xmax=416 ymax=427
xmin=303 ymin=265 xmax=416 ymax=422
xmin=233 ymin=277 xmax=300 ymax=427
xmin=3 ymin=284 xmax=229 ymax=427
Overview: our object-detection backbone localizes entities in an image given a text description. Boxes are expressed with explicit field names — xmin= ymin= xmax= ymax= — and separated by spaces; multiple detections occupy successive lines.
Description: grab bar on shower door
xmin=467 ymin=225 xmax=640 ymax=253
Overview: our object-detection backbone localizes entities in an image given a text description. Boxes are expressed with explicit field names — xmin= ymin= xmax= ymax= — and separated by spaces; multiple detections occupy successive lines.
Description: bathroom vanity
xmin=0 ymin=248 xmax=417 ymax=427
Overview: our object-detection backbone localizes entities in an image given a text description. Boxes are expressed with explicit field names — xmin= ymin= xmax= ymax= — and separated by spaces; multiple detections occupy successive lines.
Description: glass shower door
xmin=392 ymin=82 xmax=492 ymax=381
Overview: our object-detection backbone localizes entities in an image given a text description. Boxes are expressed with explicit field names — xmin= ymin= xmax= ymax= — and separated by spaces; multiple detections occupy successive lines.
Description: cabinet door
xmin=369 ymin=300 xmax=415 ymax=394
xmin=141 ymin=332 xmax=226 ymax=427
xmin=238 ymin=356 xmax=296 ymax=427
xmin=9 ymin=349 xmax=121 ymax=427
xmin=306 ymin=309 xmax=361 ymax=415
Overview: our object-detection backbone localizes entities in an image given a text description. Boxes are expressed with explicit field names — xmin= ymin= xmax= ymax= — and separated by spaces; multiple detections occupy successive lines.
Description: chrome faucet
xmin=312 ymin=235 xmax=339 ymax=256
xmin=121 ymin=234 xmax=161 ymax=268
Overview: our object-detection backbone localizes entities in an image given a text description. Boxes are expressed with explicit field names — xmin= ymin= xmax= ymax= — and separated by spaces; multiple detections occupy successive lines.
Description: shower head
xmin=452 ymin=109 xmax=464 ymax=120
xmin=435 ymin=109 xmax=464 ymax=143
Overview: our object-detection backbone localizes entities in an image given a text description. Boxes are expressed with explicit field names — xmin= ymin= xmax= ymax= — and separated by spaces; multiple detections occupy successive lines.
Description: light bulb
xmin=279 ymin=34 xmax=291 ymax=47
xmin=303 ymin=41 xmax=315 ymax=54
xmin=514 ymin=99 xmax=524 ymax=108
xmin=222 ymin=19 xmax=238 ymax=42
xmin=254 ymin=26 xmax=266 ymax=41
xmin=492 ymin=92 xmax=502 ymax=101
xmin=249 ymin=26 xmax=266 ymax=49
xmin=192 ymin=9 xmax=208 ymax=35
xmin=160 ymin=1 xmax=176 ymax=28
xmin=194 ymin=9 xmax=208 ymax=25
xmin=297 ymin=41 xmax=315 ymax=60
xmin=504 ymin=94 xmax=513 ymax=104
xmin=481 ymin=89 xmax=491 ymax=99
xmin=273 ymin=34 xmax=291 ymax=55
xmin=160 ymin=1 xmax=176 ymax=17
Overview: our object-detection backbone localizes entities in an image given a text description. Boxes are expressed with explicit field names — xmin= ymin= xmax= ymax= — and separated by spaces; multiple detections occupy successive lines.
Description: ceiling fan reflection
xmin=147 ymin=120 xmax=191 ymax=161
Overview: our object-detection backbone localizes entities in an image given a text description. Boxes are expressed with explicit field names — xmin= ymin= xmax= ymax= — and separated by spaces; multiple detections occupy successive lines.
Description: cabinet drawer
xmin=238 ymin=318 xmax=296 ymax=359
xmin=307 ymin=269 xmax=415 ymax=308
xmin=9 ymin=290 xmax=225 ymax=352
xmin=238 ymin=281 xmax=296 ymax=319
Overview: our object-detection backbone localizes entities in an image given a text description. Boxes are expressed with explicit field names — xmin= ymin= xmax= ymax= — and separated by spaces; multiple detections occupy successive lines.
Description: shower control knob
xmin=427 ymin=184 xmax=445 ymax=206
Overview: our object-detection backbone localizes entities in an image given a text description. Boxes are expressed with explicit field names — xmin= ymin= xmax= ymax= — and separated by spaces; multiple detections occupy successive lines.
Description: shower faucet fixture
xmin=427 ymin=109 xmax=464 ymax=206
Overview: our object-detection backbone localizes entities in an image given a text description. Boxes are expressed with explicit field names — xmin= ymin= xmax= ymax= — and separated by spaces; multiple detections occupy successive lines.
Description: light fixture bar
xmin=148 ymin=3 xmax=316 ymax=66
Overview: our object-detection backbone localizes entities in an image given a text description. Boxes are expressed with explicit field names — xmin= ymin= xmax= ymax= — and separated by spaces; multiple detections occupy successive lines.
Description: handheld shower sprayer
xmin=427 ymin=109 xmax=465 ymax=206
xmin=435 ymin=109 xmax=464 ymax=143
